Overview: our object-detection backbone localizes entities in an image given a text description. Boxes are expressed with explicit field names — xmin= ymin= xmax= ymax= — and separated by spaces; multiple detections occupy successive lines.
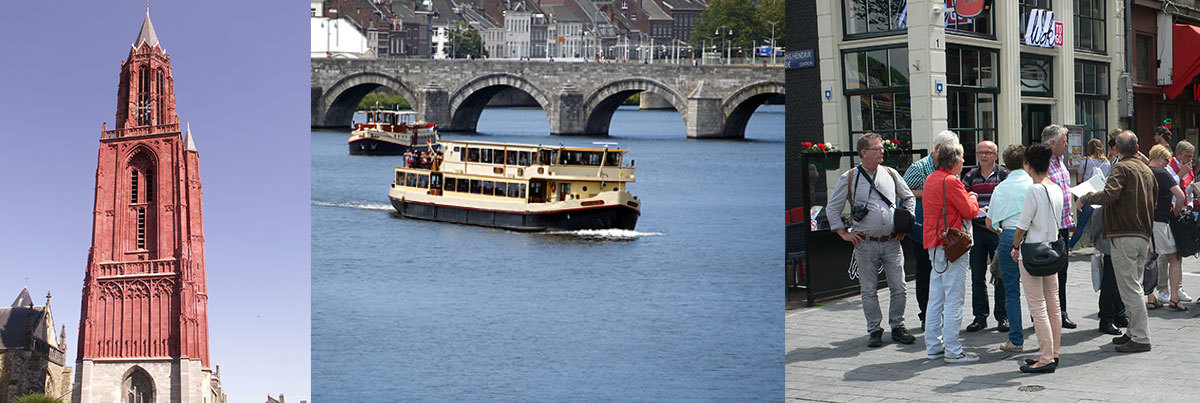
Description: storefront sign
xmin=786 ymin=49 xmax=814 ymax=70
xmin=1066 ymin=125 xmax=1084 ymax=169
xmin=954 ymin=0 xmax=988 ymax=18
xmin=1025 ymin=9 xmax=1063 ymax=48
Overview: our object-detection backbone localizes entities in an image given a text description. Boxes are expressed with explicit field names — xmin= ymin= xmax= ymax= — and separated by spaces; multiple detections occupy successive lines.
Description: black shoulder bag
xmin=856 ymin=165 xmax=915 ymax=235
xmin=1020 ymin=184 xmax=1067 ymax=276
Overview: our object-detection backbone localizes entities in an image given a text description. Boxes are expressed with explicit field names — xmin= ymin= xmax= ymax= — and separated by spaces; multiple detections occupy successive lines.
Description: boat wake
xmin=543 ymin=229 xmax=663 ymax=239
xmin=311 ymin=200 xmax=393 ymax=211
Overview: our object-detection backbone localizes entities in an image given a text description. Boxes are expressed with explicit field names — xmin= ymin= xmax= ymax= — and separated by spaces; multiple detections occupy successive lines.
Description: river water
xmin=311 ymin=105 xmax=783 ymax=400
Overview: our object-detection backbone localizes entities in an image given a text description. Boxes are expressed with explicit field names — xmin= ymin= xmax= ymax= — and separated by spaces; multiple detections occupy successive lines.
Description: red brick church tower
xmin=73 ymin=11 xmax=225 ymax=403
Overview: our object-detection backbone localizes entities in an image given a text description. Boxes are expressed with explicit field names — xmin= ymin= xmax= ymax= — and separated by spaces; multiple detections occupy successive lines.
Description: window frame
xmin=1075 ymin=60 xmax=1110 ymax=145
xmin=1073 ymin=0 xmax=1106 ymax=54
xmin=947 ymin=44 xmax=1001 ymax=166
xmin=944 ymin=0 xmax=995 ymax=39
xmin=841 ymin=0 xmax=908 ymax=41
xmin=842 ymin=44 xmax=913 ymax=151
xmin=1019 ymin=53 xmax=1054 ymax=97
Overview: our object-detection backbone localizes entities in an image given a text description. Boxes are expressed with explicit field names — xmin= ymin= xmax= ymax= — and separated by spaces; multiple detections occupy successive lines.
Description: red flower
xmin=817 ymin=143 xmax=827 ymax=151
xmin=891 ymin=139 xmax=901 ymax=145
xmin=802 ymin=142 xmax=813 ymax=147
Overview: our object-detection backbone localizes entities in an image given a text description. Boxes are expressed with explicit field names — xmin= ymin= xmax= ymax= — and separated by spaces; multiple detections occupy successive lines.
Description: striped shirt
xmin=1047 ymin=154 xmax=1075 ymax=229
xmin=963 ymin=165 xmax=1009 ymax=227
xmin=903 ymin=155 xmax=936 ymax=190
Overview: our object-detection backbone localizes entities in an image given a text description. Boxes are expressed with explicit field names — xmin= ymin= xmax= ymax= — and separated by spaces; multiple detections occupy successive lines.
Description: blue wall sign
xmin=786 ymin=49 xmax=814 ymax=70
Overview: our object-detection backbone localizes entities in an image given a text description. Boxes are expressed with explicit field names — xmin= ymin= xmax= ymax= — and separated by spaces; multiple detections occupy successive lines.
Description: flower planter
xmin=808 ymin=153 xmax=842 ymax=171
xmin=883 ymin=152 xmax=910 ymax=169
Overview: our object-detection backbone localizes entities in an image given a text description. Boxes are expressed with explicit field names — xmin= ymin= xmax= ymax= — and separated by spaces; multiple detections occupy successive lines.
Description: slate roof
xmin=134 ymin=13 xmax=160 ymax=49
xmin=642 ymin=0 xmax=672 ymax=21
xmin=1 ymin=288 xmax=40 ymax=349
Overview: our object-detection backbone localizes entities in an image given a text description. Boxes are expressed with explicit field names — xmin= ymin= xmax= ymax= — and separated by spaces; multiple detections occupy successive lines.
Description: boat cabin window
xmin=481 ymin=149 xmax=493 ymax=164
xmin=606 ymin=151 xmax=622 ymax=166
xmin=506 ymin=150 xmax=518 ymax=165
xmin=529 ymin=181 xmax=545 ymax=202
xmin=457 ymin=178 xmax=469 ymax=192
xmin=519 ymin=151 xmax=531 ymax=166
xmin=470 ymin=179 xmax=481 ymax=194
xmin=444 ymin=176 xmax=457 ymax=191
xmin=558 ymin=183 xmax=571 ymax=201
xmin=417 ymin=174 xmax=429 ymax=188
xmin=482 ymin=180 xmax=494 ymax=195
xmin=467 ymin=148 xmax=480 ymax=162
xmin=395 ymin=172 xmax=403 ymax=186
xmin=429 ymin=173 xmax=442 ymax=189
xmin=494 ymin=182 xmax=507 ymax=196
xmin=520 ymin=184 xmax=527 ymax=199
xmin=538 ymin=150 xmax=553 ymax=165
xmin=405 ymin=173 xmax=416 ymax=187
xmin=508 ymin=183 xmax=520 ymax=198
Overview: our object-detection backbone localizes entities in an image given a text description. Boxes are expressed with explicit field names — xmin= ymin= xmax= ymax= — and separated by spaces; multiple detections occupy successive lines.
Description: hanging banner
xmin=1025 ymin=9 xmax=1063 ymax=48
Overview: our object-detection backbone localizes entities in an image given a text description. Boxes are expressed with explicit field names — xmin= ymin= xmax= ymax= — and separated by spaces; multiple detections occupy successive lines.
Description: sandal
xmin=1147 ymin=300 xmax=1164 ymax=310
xmin=1169 ymin=299 xmax=1189 ymax=311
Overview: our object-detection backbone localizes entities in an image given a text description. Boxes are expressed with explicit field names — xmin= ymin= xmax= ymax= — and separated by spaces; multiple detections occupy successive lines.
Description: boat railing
xmin=101 ymin=123 xmax=181 ymax=139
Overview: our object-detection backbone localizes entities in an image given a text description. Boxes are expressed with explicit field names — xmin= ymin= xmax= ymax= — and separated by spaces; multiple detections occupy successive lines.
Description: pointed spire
xmin=133 ymin=12 xmax=160 ymax=49
xmin=12 ymin=287 xmax=33 ymax=308
xmin=185 ymin=122 xmax=197 ymax=151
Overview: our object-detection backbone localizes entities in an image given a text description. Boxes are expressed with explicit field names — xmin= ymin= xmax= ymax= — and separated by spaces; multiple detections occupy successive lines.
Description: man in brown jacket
xmin=1080 ymin=130 xmax=1157 ymax=353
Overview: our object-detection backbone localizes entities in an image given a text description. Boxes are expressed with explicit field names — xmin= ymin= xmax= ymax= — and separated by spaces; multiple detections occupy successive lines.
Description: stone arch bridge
xmin=312 ymin=58 xmax=783 ymax=139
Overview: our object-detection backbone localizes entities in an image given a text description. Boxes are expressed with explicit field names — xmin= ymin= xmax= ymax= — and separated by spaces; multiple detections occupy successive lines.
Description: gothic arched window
xmin=156 ymin=68 xmax=166 ymax=125
xmin=124 ymin=369 xmax=154 ymax=403
xmin=128 ymin=150 xmax=156 ymax=252
xmin=137 ymin=64 xmax=152 ymax=126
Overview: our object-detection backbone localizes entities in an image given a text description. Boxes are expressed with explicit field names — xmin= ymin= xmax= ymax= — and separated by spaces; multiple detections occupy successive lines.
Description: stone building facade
xmin=0 ymin=288 xmax=72 ymax=402
xmin=71 ymin=13 xmax=225 ymax=403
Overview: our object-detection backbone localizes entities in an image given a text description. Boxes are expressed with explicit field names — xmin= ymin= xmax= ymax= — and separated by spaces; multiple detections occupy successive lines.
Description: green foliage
xmin=623 ymin=93 xmax=641 ymax=105
xmin=448 ymin=23 xmax=487 ymax=59
xmin=17 ymin=394 xmax=63 ymax=403
xmin=357 ymin=92 xmax=412 ymax=111
xmin=690 ymin=0 xmax=785 ymax=57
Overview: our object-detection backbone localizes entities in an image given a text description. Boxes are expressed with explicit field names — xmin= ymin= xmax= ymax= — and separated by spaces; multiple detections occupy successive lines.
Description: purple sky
xmin=0 ymin=2 xmax=311 ymax=401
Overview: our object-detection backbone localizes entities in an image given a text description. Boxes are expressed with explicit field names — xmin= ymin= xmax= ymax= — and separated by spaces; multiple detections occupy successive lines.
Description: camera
xmin=852 ymin=204 xmax=869 ymax=222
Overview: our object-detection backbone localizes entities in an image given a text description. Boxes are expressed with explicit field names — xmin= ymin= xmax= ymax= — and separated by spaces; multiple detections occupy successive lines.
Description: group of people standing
xmin=827 ymin=126 xmax=1199 ymax=374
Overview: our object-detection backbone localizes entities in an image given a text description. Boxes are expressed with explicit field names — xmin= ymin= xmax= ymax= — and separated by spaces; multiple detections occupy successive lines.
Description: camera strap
xmin=857 ymin=165 xmax=895 ymax=208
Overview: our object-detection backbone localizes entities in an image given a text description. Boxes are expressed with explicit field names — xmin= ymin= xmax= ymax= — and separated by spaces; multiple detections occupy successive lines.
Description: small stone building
xmin=0 ymin=288 xmax=73 ymax=402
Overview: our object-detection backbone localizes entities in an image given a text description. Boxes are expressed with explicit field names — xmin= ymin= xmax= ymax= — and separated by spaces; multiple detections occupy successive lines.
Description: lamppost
xmin=766 ymin=20 xmax=779 ymax=65
xmin=715 ymin=25 xmax=732 ymax=65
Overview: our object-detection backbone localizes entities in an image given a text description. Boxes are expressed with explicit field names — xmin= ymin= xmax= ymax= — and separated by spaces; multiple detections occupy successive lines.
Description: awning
xmin=1165 ymin=23 xmax=1200 ymax=100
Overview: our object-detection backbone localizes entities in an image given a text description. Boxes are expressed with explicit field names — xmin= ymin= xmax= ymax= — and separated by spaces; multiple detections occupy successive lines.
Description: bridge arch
xmin=447 ymin=73 xmax=552 ymax=132
xmin=583 ymin=78 xmax=687 ymax=135
xmin=318 ymin=72 xmax=417 ymax=128
xmin=721 ymin=81 xmax=785 ymax=138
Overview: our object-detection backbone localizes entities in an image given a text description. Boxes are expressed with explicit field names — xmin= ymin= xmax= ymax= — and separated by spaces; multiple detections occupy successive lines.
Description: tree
xmin=758 ymin=0 xmax=785 ymax=49
xmin=448 ymin=23 xmax=487 ymax=59
xmin=690 ymin=0 xmax=766 ymax=58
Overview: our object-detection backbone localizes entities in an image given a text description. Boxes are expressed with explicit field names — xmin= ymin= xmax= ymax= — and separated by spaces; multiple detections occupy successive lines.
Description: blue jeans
xmin=997 ymin=229 xmax=1024 ymax=345
xmin=1067 ymin=205 xmax=1094 ymax=249
xmin=927 ymin=246 xmax=968 ymax=356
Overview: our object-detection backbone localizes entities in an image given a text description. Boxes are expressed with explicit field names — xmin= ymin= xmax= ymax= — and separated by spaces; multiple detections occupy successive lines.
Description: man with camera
xmin=827 ymin=133 xmax=918 ymax=347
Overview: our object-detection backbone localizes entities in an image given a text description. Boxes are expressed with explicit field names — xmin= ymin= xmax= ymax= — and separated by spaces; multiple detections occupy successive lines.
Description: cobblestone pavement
xmin=787 ymin=249 xmax=1200 ymax=402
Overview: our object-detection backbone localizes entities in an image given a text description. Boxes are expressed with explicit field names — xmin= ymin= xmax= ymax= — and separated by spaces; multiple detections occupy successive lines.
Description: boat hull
xmin=390 ymin=197 xmax=639 ymax=232
xmin=348 ymin=137 xmax=420 ymax=155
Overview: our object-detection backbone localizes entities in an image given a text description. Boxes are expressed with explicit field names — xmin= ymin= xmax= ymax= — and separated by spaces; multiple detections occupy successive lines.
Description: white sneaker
xmin=1157 ymin=290 xmax=1171 ymax=304
xmin=1179 ymin=288 xmax=1193 ymax=302
xmin=945 ymin=352 xmax=980 ymax=364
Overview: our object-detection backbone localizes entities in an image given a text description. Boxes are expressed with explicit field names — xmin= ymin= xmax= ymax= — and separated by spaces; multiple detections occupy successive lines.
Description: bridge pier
xmin=549 ymin=87 xmax=587 ymax=136
xmin=417 ymin=86 xmax=450 ymax=129
xmin=685 ymin=81 xmax=729 ymax=139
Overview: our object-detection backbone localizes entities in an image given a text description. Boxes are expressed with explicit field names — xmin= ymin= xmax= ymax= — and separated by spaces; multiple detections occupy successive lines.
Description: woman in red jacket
xmin=922 ymin=141 xmax=980 ymax=363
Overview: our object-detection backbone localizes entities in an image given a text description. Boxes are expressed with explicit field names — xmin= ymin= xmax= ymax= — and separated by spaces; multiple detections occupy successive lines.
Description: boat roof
xmin=441 ymin=139 xmax=627 ymax=153
xmin=362 ymin=110 xmax=418 ymax=115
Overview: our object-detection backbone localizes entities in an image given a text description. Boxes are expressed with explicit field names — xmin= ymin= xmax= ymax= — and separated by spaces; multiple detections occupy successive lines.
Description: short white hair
xmin=933 ymin=130 xmax=960 ymax=153
xmin=1041 ymin=125 xmax=1067 ymax=142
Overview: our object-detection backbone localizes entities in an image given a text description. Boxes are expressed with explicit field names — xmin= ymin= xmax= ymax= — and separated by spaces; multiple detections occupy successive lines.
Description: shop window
xmin=945 ymin=0 xmax=993 ymax=37
xmin=1020 ymin=54 xmax=1053 ymax=96
xmin=843 ymin=0 xmax=906 ymax=38
xmin=948 ymin=45 xmax=1000 ymax=166
xmin=844 ymin=45 xmax=912 ymax=150
xmin=1074 ymin=0 xmax=1105 ymax=53
xmin=1075 ymin=61 xmax=1110 ymax=144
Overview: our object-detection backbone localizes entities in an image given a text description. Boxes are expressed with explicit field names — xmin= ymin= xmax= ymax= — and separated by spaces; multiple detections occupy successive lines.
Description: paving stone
xmin=787 ymin=249 xmax=1200 ymax=401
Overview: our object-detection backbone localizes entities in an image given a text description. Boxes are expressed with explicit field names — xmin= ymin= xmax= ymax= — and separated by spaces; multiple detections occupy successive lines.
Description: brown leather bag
xmin=938 ymin=176 xmax=973 ymax=263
